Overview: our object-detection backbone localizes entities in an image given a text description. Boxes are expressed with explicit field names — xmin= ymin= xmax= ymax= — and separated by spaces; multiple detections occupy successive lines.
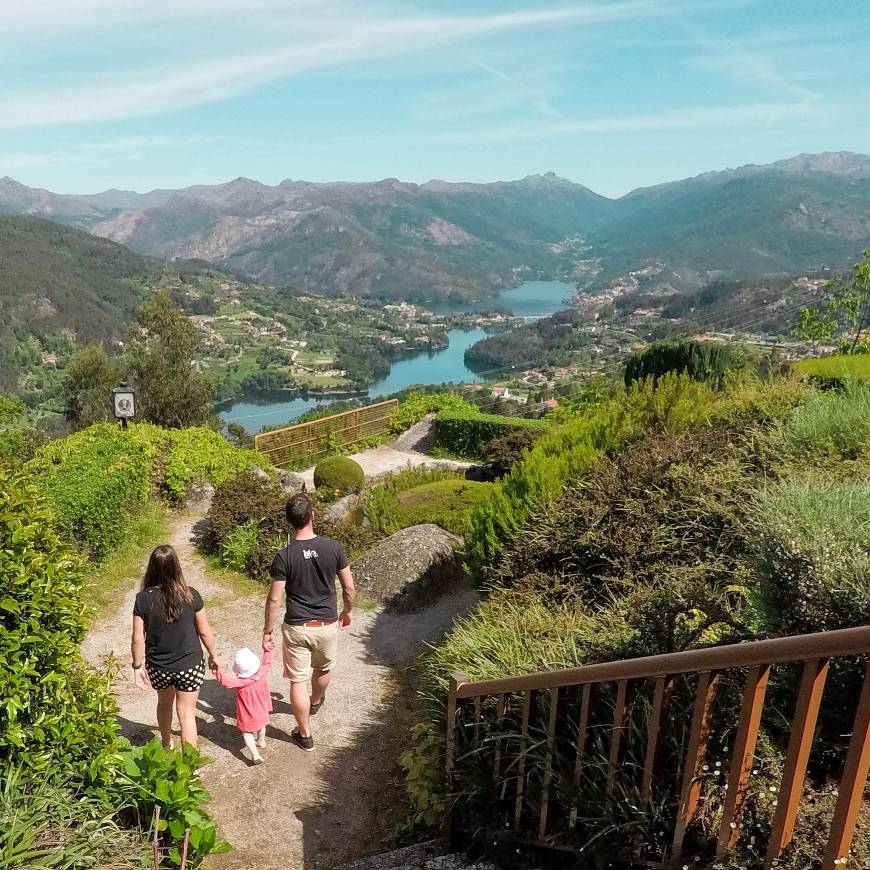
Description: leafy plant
xmin=0 ymin=766 xmax=150 ymax=870
xmin=482 ymin=426 xmax=543 ymax=477
xmin=118 ymin=739 xmax=230 ymax=867
xmin=0 ymin=466 xmax=121 ymax=785
xmin=219 ymin=519 xmax=260 ymax=573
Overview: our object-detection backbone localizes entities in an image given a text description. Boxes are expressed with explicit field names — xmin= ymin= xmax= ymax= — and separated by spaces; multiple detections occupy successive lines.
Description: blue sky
xmin=2 ymin=0 xmax=868 ymax=197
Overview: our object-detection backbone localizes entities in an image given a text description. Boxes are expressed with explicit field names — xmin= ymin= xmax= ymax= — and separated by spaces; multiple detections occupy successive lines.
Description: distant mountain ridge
xmin=2 ymin=151 xmax=869 ymax=299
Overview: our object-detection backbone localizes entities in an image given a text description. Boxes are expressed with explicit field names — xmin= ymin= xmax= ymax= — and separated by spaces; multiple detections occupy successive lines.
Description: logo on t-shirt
xmin=302 ymin=548 xmax=319 ymax=560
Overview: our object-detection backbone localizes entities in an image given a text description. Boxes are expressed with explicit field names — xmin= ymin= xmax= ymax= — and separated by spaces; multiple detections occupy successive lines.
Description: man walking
xmin=263 ymin=493 xmax=355 ymax=751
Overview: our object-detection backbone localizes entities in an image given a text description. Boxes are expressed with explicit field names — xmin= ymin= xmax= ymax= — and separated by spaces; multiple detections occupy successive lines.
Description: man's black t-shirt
xmin=270 ymin=535 xmax=348 ymax=625
xmin=133 ymin=586 xmax=204 ymax=671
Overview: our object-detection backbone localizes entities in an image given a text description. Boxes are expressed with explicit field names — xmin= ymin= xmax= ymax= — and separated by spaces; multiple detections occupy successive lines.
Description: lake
xmin=221 ymin=279 xmax=573 ymax=432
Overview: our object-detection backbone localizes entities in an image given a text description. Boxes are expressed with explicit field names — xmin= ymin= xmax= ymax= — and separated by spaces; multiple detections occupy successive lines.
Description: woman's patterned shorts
xmin=145 ymin=658 xmax=205 ymax=692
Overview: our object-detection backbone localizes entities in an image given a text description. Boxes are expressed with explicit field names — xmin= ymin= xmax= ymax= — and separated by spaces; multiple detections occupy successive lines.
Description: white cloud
xmin=0 ymin=134 xmax=221 ymax=170
xmin=0 ymin=1 xmax=699 ymax=128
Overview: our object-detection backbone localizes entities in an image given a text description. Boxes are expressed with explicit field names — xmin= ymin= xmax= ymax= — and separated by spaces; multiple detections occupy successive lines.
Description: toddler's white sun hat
xmin=232 ymin=647 xmax=260 ymax=679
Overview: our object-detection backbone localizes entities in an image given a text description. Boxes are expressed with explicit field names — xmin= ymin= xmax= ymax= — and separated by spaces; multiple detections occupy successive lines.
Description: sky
xmin=2 ymin=0 xmax=869 ymax=197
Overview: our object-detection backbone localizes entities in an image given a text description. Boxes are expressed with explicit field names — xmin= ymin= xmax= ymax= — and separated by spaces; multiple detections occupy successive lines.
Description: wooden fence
xmin=445 ymin=625 xmax=870 ymax=869
xmin=253 ymin=399 xmax=398 ymax=467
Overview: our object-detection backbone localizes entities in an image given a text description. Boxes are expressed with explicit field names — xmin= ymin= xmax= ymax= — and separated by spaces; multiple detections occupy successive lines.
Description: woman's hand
xmin=208 ymin=655 xmax=219 ymax=673
xmin=133 ymin=666 xmax=150 ymax=689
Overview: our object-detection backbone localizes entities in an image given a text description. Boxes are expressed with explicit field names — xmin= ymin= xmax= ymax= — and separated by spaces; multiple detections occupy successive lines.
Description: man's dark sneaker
xmin=310 ymin=694 xmax=326 ymax=716
xmin=291 ymin=728 xmax=315 ymax=752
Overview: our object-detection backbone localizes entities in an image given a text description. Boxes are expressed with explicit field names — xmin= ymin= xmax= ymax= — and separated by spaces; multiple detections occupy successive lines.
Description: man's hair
xmin=286 ymin=493 xmax=313 ymax=530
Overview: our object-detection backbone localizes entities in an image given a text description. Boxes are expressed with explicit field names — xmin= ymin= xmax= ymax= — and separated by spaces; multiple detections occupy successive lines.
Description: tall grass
xmin=778 ymin=380 xmax=870 ymax=459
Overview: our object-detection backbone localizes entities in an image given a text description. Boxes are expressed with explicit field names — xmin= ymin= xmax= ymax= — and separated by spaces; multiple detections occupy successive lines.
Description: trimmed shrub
xmin=0 ymin=466 xmax=120 ymax=785
xmin=368 ymin=477 xmax=491 ymax=537
xmin=313 ymin=455 xmax=365 ymax=493
xmin=793 ymin=352 xmax=870 ymax=382
xmin=390 ymin=390 xmax=476 ymax=433
xmin=26 ymin=423 xmax=151 ymax=560
xmin=432 ymin=410 xmax=549 ymax=458
xmin=625 ymin=339 xmax=743 ymax=387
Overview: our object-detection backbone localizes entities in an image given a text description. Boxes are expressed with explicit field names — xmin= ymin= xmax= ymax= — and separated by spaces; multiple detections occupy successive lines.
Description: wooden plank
xmin=444 ymin=673 xmax=467 ymax=850
xmin=606 ymin=680 xmax=629 ymax=797
xmin=764 ymin=658 xmax=829 ymax=868
xmin=513 ymin=690 xmax=533 ymax=831
xmin=640 ymin=676 xmax=672 ymax=810
xmin=473 ymin=696 xmax=483 ymax=744
xmin=538 ymin=687 xmax=560 ymax=839
xmin=569 ymin=683 xmax=592 ymax=827
xmin=672 ymin=671 xmax=718 ymax=858
xmin=821 ymin=661 xmax=870 ymax=870
xmin=715 ymin=665 xmax=771 ymax=858
xmin=492 ymin=694 xmax=509 ymax=786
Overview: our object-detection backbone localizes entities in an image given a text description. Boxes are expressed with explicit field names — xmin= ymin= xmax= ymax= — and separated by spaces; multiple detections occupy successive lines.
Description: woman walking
xmin=131 ymin=544 xmax=219 ymax=748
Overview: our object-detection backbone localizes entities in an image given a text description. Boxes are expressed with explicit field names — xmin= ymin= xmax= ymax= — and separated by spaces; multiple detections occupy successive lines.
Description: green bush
xmin=219 ymin=520 xmax=261 ymax=574
xmin=776 ymin=381 xmax=870 ymax=461
xmin=160 ymin=427 xmax=264 ymax=501
xmin=750 ymin=476 xmax=870 ymax=636
xmin=482 ymin=426 xmax=544 ymax=477
xmin=313 ymin=455 xmax=365 ymax=493
xmin=0 ymin=767 xmax=150 ymax=870
xmin=465 ymin=375 xmax=721 ymax=582
xmin=625 ymin=339 xmax=743 ymax=387
xmin=118 ymin=739 xmax=229 ymax=867
xmin=432 ymin=410 xmax=549 ymax=458
xmin=26 ymin=423 xmax=151 ymax=560
xmin=390 ymin=390 xmax=476 ymax=433
xmin=0 ymin=466 xmax=120 ymax=785
xmin=368 ymin=476 xmax=491 ymax=537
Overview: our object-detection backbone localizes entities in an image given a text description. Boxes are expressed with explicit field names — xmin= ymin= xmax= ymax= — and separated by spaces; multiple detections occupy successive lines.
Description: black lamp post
xmin=111 ymin=381 xmax=136 ymax=429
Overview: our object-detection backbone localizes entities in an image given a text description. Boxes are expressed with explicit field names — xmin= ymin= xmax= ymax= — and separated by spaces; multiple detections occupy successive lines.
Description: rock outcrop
xmin=351 ymin=524 xmax=463 ymax=611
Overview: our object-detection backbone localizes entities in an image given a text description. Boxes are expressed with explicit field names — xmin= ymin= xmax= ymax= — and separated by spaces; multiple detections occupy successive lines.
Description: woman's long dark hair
xmin=142 ymin=545 xmax=192 ymax=622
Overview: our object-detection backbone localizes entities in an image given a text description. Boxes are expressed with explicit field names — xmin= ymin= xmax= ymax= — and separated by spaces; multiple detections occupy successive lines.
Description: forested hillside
xmin=0 ymin=216 xmax=158 ymax=389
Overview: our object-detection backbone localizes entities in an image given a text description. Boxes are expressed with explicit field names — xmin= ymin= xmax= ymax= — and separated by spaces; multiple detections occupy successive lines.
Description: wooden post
xmin=822 ymin=661 xmax=870 ymax=869
xmin=764 ymin=658 xmax=829 ymax=867
xmin=538 ymin=687 xmax=560 ymax=839
xmin=513 ymin=690 xmax=533 ymax=831
xmin=444 ymin=672 xmax=467 ymax=849
xmin=569 ymin=683 xmax=592 ymax=827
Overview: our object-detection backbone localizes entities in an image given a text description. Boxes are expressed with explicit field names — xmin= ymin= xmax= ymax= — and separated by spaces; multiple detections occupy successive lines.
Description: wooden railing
xmin=253 ymin=399 xmax=398 ymax=467
xmin=445 ymin=626 xmax=870 ymax=869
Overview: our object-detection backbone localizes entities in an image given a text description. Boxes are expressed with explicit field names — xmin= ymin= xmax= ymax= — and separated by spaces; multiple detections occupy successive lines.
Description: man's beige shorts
xmin=282 ymin=622 xmax=339 ymax=683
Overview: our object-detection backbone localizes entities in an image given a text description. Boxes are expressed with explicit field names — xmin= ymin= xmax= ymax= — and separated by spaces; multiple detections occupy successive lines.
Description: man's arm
xmin=338 ymin=566 xmax=355 ymax=629
xmin=264 ymin=579 xmax=285 ymax=646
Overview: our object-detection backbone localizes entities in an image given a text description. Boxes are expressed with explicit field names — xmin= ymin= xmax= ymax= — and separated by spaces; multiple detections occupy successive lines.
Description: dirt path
xmin=83 ymin=513 xmax=477 ymax=869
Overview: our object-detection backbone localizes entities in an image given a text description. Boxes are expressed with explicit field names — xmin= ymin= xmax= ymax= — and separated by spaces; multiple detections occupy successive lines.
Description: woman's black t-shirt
xmin=133 ymin=586 xmax=204 ymax=671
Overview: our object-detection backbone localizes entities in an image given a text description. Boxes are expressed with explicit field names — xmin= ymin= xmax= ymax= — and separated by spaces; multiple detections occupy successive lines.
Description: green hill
xmin=0 ymin=216 xmax=159 ymax=386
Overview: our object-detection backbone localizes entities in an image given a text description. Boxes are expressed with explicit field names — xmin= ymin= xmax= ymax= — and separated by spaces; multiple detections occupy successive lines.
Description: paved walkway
xmin=297 ymin=443 xmax=470 ymax=490
xmin=83 ymin=513 xmax=477 ymax=869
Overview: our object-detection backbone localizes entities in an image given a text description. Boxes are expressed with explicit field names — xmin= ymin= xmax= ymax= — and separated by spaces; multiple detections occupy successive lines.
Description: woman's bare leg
xmin=175 ymin=689 xmax=199 ymax=748
xmin=156 ymin=687 xmax=176 ymax=748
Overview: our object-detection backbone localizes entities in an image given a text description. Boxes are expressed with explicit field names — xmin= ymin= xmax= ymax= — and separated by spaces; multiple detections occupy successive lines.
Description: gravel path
xmin=83 ymin=513 xmax=477 ymax=869
xmin=297 ymin=443 xmax=470 ymax=489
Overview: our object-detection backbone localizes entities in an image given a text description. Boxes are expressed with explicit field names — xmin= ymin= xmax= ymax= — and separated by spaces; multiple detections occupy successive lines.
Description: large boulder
xmin=323 ymin=492 xmax=361 ymax=524
xmin=275 ymin=469 xmax=307 ymax=496
xmin=351 ymin=524 xmax=464 ymax=611
xmin=184 ymin=480 xmax=215 ymax=514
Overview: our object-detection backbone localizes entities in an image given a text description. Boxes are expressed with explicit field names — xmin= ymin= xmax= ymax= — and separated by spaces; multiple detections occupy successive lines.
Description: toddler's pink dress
xmin=214 ymin=648 xmax=273 ymax=732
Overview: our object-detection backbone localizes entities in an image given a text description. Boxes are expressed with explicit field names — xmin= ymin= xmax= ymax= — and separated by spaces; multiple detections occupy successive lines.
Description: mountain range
xmin=2 ymin=151 xmax=870 ymax=301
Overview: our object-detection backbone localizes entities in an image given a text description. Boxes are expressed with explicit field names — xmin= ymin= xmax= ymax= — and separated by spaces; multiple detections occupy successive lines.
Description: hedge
xmin=432 ymin=410 xmax=550 ymax=458
xmin=0 ymin=466 xmax=120 ymax=784
xmin=792 ymin=352 xmax=870 ymax=383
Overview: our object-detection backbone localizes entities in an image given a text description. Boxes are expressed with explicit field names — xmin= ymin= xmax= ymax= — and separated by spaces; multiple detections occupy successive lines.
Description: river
xmin=221 ymin=279 xmax=573 ymax=432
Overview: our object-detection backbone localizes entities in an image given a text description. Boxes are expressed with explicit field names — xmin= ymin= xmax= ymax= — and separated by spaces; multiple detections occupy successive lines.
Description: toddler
xmin=212 ymin=639 xmax=274 ymax=764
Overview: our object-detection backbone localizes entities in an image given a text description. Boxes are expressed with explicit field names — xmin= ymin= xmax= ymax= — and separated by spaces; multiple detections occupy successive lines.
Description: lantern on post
xmin=111 ymin=382 xmax=136 ymax=429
